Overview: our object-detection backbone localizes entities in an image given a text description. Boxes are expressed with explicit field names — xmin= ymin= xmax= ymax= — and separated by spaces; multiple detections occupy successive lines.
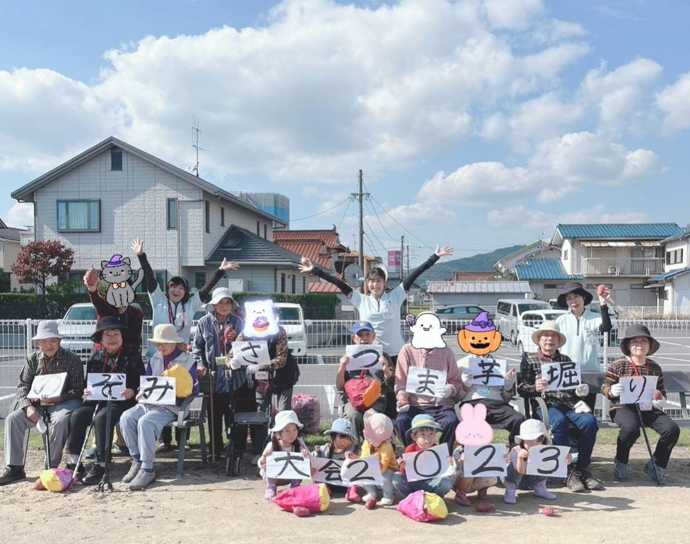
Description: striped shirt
xmin=17 ymin=347 xmax=84 ymax=410
xmin=518 ymin=350 xmax=579 ymax=410
xmin=601 ymin=357 xmax=666 ymax=411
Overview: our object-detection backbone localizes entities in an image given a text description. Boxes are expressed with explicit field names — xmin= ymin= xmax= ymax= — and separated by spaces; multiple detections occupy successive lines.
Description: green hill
xmin=414 ymin=245 xmax=525 ymax=285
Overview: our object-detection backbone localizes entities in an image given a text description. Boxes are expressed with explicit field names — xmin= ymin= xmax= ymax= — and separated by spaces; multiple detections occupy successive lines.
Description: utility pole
xmin=352 ymin=170 xmax=369 ymax=292
xmin=406 ymin=245 xmax=410 ymax=277
xmin=400 ymin=235 xmax=405 ymax=281
xmin=192 ymin=116 xmax=204 ymax=178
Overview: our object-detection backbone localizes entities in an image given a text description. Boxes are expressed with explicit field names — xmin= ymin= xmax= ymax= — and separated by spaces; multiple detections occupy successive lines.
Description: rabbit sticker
xmin=455 ymin=403 xmax=494 ymax=447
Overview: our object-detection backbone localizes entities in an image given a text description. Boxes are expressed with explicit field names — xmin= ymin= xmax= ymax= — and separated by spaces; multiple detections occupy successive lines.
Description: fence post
xmin=25 ymin=318 xmax=32 ymax=359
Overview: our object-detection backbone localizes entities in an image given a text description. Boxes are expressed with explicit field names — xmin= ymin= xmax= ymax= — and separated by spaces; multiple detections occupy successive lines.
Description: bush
xmin=0 ymin=292 xmax=153 ymax=320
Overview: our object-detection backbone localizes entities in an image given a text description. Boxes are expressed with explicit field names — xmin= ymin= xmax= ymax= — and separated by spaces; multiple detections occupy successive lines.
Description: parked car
xmin=58 ymin=303 xmax=97 ymax=361
xmin=495 ymin=299 xmax=552 ymax=345
xmin=516 ymin=309 xmax=567 ymax=357
xmin=274 ymin=302 xmax=308 ymax=357
xmin=436 ymin=304 xmax=494 ymax=333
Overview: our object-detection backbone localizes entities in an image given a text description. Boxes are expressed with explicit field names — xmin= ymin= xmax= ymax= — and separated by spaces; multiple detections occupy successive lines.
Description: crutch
xmin=636 ymin=404 xmax=661 ymax=487
xmin=97 ymin=397 xmax=115 ymax=492
xmin=71 ymin=406 xmax=100 ymax=486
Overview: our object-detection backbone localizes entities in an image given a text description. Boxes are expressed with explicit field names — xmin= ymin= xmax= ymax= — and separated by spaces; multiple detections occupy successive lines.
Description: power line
xmin=368 ymin=193 xmax=434 ymax=250
xmin=291 ymin=196 xmax=351 ymax=222
xmin=361 ymin=180 xmax=397 ymax=241
xmin=363 ymin=217 xmax=389 ymax=257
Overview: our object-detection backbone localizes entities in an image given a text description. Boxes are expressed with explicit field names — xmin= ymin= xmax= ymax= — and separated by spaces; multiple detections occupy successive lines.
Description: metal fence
xmin=3 ymin=318 xmax=690 ymax=422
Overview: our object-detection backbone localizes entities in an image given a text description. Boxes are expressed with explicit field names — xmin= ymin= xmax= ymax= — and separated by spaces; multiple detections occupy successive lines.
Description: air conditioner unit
xmin=227 ymin=278 xmax=248 ymax=292
xmin=608 ymin=266 xmax=619 ymax=275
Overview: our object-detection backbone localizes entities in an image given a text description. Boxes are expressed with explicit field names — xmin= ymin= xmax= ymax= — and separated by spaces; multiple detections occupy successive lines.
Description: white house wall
xmin=664 ymin=239 xmax=688 ymax=271
xmin=666 ymin=274 xmax=690 ymax=313
xmin=561 ymin=239 xmax=573 ymax=274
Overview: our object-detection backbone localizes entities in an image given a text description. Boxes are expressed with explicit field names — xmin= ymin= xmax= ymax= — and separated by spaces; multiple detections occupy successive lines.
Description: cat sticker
xmin=243 ymin=299 xmax=280 ymax=338
xmin=100 ymin=254 xmax=144 ymax=309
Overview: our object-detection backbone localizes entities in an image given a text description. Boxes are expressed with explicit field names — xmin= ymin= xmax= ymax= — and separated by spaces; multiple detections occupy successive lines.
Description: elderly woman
xmin=64 ymin=317 xmax=145 ymax=484
xmin=555 ymin=281 xmax=613 ymax=372
xmin=601 ymin=325 xmax=679 ymax=484
xmin=518 ymin=321 xmax=601 ymax=493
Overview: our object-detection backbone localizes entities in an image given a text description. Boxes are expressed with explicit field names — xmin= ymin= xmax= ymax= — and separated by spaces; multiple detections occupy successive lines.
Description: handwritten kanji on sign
xmin=403 ymin=444 xmax=450 ymax=482
xmin=406 ymin=367 xmax=447 ymax=398
xmin=467 ymin=357 xmax=507 ymax=387
xmin=231 ymin=341 xmax=271 ymax=367
xmin=526 ymin=445 xmax=570 ymax=479
xmin=541 ymin=361 xmax=581 ymax=391
xmin=139 ymin=376 xmax=177 ymax=406
xmin=28 ymin=373 xmax=67 ymax=400
xmin=311 ymin=457 xmax=344 ymax=485
xmin=620 ymin=376 xmax=658 ymax=405
xmin=345 ymin=344 xmax=383 ymax=372
xmin=87 ymin=373 xmax=126 ymax=401
xmin=266 ymin=452 xmax=311 ymax=480
xmin=340 ymin=457 xmax=384 ymax=485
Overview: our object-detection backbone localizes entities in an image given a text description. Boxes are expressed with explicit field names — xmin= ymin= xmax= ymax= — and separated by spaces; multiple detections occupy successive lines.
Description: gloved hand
xmin=441 ymin=384 xmax=454 ymax=399
xmin=653 ymin=399 xmax=664 ymax=410
xmin=397 ymin=403 xmax=410 ymax=413
xmin=229 ymin=357 xmax=242 ymax=370
xmin=575 ymin=384 xmax=589 ymax=398
xmin=610 ymin=383 xmax=624 ymax=398
xmin=574 ymin=400 xmax=591 ymax=414
xmin=504 ymin=370 xmax=517 ymax=388
xmin=245 ymin=364 xmax=262 ymax=374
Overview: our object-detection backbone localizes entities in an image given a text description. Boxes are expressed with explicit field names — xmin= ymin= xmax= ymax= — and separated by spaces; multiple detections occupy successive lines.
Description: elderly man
xmin=0 ymin=321 xmax=84 ymax=486
xmin=518 ymin=321 xmax=600 ymax=493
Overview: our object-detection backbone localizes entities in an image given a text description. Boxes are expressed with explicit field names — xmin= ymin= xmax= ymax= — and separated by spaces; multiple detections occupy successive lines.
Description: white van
xmin=516 ymin=309 xmax=567 ymax=357
xmin=495 ymin=299 xmax=551 ymax=345
xmin=274 ymin=302 xmax=308 ymax=357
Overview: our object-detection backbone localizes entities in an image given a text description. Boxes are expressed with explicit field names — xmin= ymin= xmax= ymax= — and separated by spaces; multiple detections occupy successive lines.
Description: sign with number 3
xmin=526 ymin=445 xmax=570 ymax=479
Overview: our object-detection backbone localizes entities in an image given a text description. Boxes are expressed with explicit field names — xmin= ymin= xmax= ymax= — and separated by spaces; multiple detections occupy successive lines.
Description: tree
xmin=12 ymin=240 xmax=75 ymax=296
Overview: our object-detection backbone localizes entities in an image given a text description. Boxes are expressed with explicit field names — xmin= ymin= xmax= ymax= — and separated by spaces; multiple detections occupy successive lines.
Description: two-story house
xmin=0 ymin=219 xmax=28 ymax=291
xmin=647 ymin=229 xmax=690 ymax=313
xmin=551 ymin=223 xmax=684 ymax=307
xmin=11 ymin=136 xmax=307 ymax=294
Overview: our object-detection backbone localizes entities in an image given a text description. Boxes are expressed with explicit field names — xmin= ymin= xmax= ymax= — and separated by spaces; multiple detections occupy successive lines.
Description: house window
xmin=264 ymin=224 xmax=267 ymax=239
xmin=167 ymin=199 xmax=177 ymax=230
xmin=257 ymin=221 xmax=260 ymax=236
xmin=67 ymin=271 xmax=87 ymax=294
xmin=281 ymin=273 xmax=286 ymax=293
xmin=57 ymin=200 xmax=100 ymax=232
xmin=111 ymin=147 xmax=123 ymax=171
xmin=563 ymin=250 xmax=568 ymax=261
xmin=291 ymin=275 xmax=296 ymax=294
xmin=667 ymin=249 xmax=684 ymax=265
xmin=195 ymin=272 xmax=206 ymax=290
xmin=221 ymin=207 xmax=225 ymax=227
xmin=205 ymin=201 xmax=210 ymax=234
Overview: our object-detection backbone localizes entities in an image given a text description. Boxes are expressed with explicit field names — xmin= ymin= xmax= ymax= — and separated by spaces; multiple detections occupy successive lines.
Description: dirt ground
xmin=1 ymin=445 xmax=689 ymax=544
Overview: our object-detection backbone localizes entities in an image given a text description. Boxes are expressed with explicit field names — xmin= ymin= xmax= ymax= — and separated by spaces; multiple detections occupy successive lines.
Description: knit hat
xmin=363 ymin=410 xmax=393 ymax=447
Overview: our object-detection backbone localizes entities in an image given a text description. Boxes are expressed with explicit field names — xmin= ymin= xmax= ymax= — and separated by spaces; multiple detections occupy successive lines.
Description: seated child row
xmin=259 ymin=408 xmax=576 ymax=508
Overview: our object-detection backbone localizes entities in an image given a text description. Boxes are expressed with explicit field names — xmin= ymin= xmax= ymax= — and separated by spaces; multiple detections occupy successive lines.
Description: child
xmin=120 ymin=324 xmax=198 ymax=491
xmin=451 ymin=447 xmax=497 ymax=506
xmin=259 ymin=410 xmax=310 ymax=500
xmin=392 ymin=414 xmax=453 ymax=500
xmin=505 ymin=419 xmax=571 ymax=504
xmin=313 ymin=418 xmax=359 ymax=495
xmin=346 ymin=410 xmax=398 ymax=508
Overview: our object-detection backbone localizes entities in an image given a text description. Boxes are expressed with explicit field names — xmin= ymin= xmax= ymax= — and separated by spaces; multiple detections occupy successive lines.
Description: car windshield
xmin=276 ymin=307 xmax=300 ymax=321
xmin=64 ymin=307 xmax=97 ymax=320
xmin=518 ymin=303 xmax=550 ymax=314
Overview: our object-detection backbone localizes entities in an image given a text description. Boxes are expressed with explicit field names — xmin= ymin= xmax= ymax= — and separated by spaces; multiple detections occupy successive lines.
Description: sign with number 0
xmin=346 ymin=345 xmax=383 ymax=372
xmin=340 ymin=457 xmax=383 ymax=485
xmin=526 ymin=445 xmax=570 ymax=479
xmin=463 ymin=444 xmax=507 ymax=478
xmin=403 ymin=444 xmax=450 ymax=482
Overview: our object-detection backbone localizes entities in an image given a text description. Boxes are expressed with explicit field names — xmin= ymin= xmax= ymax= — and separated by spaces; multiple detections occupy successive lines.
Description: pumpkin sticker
xmin=457 ymin=312 xmax=502 ymax=356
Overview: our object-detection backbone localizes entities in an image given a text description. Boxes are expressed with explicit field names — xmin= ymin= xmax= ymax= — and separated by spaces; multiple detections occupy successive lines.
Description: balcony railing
xmin=583 ymin=258 xmax=664 ymax=276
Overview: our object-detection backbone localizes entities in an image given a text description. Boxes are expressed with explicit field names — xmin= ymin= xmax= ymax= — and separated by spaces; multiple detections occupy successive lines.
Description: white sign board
xmin=620 ymin=376 xmax=658 ymax=405
xmin=28 ymin=373 xmax=67 ymax=400
xmin=467 ymin=357 xmax=507 ymax=387
xmin=406 ymin=367 xmax=447 ymax=399
xmin=463 ymin=444 xmax=507 ymax=478
xmin=266 ymin=452 xmax=311 ymax=480
xmin=526 ymin=445 xmax=570 ymax=479
xmin=231 ymin=340 xmax=271 ymax=367
xmin=403 ymin=444 xmax=450 ymax=482
xmin=87 ymin=373 xmax=127 ymax=401
xmin=345 ymin=344 xmax=383 ymax=372
xmin=541 ymin=361 xmax=581 ymax=391
xmin=340 ymin=457 xmax=384 ymax=485
xmin=139 ymin=376 xmax=177 ymax=406
xmin=311 ymin=457 xmax=344 ymax=485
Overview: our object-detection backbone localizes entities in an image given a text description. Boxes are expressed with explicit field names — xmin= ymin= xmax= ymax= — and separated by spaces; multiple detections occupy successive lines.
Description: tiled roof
xmin=308 ymin=281 xmax=344 ymax=293
xmin=275 ymin=240 xmax=332 ymax=268
xmin=207 ymin=225 xmax=303 ymax=265
xmin=557 ymin=223 xmax=682 ymax=240
xmin=515 ymin=259 xmax=583 ymax=281
xmin=452 ymin=272 xmax=497 ymax=281
xmin=660 ymin=229 xmax=690 ymax=244
xmin=648 ymin=267 xmax=690 ymax=282
xmin=338 ymin=251 xmax=378 ymax=262
xmin=273 ymin=229 xmax=345 ymax=250
xmin=427 ymin=281 xmax=532 ymax=294
xmin=0 ymin=228 xmax=22 ymax=242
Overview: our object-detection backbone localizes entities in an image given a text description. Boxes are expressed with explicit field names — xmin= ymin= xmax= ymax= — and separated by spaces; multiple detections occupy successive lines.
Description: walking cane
xmin=97 ymin=397 xmax=115 ymax=492
xmin=209 ymin=366 xmax=216 ymax=463
xmin=71 ymin=406 xmax=100 ymax=486
xmin=39 ymin=409 xmax=52 ymax=470
xmin=636 ymin=403 xmax=661 ymax=487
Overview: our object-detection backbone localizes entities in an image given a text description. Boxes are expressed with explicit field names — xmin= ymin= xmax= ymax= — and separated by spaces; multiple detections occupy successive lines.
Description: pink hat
xmin=363 ymin=410 xmax=393 ymax=447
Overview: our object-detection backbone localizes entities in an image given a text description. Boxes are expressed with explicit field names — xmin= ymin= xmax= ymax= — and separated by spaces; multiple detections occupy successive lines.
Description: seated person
xmin=394 ymin=337 xmax=462 ymax=453
xmin=336 ymin=321 xmax=394 ymax=438
xmin=518 ymin=321 xmax=600 ymax=493
xmin=0 ymin=321 xmax=84 ymax=486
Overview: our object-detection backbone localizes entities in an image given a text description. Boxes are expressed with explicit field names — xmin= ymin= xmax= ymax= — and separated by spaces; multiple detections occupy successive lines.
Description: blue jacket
xmin=193 ymin=312 xmax=245 ymax=393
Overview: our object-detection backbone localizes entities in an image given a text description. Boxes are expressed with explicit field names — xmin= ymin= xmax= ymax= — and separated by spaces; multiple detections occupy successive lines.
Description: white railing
xmin=584 ymin=257 xmax=664 ymax=276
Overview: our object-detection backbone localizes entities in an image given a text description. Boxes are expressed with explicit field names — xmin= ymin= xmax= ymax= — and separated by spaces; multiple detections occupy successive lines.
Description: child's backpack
xmin=397 ymin=490 xmax=448 ymax=522
xmin=344 ymin=371 xmax=381 ymax=412
xmin=273 ymin=483 xmax=330 ymax=515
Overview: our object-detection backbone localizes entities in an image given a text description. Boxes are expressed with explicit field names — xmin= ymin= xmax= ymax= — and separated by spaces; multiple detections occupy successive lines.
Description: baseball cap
xmin=352 ymin=321 xmax=375 ymax=335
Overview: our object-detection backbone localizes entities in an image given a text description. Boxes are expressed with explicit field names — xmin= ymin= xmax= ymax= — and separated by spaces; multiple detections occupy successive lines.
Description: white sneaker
xmin=379 ymin=497 xmax=394 ymax=506
xmin=362 ymin=494 xmax=374 ymax=502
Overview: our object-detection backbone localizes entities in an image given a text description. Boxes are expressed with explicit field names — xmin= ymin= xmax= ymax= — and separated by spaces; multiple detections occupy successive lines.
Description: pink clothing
xmin=394 ymin=344 xmax=462 ymax=407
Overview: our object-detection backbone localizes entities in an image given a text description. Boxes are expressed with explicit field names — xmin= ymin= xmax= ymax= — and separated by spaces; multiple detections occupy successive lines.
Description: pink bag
xmin=291 ymin=394 xmax=321 ymax=434
xmin=273 ymin=483 xmax=330 ymax=514
xmin=39 ymin=468 xmax=74 ymax=493
xmin=396 ymin=490 xmax=448 ymax=522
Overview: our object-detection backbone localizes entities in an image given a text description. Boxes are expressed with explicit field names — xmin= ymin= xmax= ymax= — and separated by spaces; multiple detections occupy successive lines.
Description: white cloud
xmin=530 ymin=18 xmax=588 ymax=45
xmin=5 ymin=202 xmax=33 ymax=228
xmin=364 ymin=202 xmax=458 ymax=230
xmin=656 ymin=72 xmax=690 ymax=132
xmin=482 ymin=0 xmax=545 ymax=30
xmin=537 ymin=185 xmax=578 ymax=203
xmin=487 ymin=204 xmax=649 ymax=231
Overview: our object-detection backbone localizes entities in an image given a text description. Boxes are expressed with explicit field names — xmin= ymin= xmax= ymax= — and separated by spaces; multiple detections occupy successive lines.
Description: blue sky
xmin=2 ymin=0 xmax=689 ymax=264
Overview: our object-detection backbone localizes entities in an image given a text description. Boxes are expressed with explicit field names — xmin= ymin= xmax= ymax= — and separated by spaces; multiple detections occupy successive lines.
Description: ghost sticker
xmin=243 ymin=300 xmax=280 ymax=338
xmin=457 ymin=312 xmax=503 ymax=357
xmin=100 ymin=254 xmax=144 ymax=309
xmin=409 ymin=312 xmax=447 ymax=349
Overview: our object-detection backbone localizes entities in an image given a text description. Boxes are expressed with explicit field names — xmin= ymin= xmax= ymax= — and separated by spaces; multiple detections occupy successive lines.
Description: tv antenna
xmin=191 ymin=116 xmax=204 ymax=177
